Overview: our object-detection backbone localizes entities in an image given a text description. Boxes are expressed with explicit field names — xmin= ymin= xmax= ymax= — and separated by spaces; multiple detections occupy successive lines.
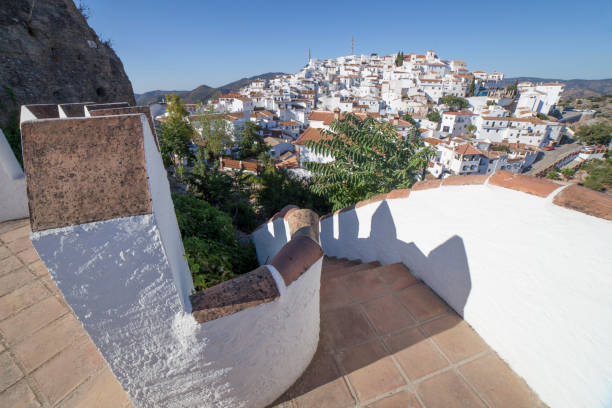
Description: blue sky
xmin=85 ymin=0 xmax=612 ymax=93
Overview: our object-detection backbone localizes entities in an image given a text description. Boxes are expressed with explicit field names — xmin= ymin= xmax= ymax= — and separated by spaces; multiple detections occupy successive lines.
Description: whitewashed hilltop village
xmin=154 ymin=50 xmax=586 ymax=178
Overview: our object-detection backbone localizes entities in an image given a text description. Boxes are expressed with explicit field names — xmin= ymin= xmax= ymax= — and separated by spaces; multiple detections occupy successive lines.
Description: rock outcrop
xmin=0 ymin=0 xmax=135 ymax=126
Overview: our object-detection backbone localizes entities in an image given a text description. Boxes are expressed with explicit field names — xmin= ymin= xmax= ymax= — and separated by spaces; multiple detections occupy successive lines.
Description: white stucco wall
xmin=251 ymin=217 xmax=291 ymax=265
xmin=320 ymin=184 xmax=612 ymax=408
xmin=0 ymin=129 xmax=28 ymax=222
xmin=28 ymin=114 xmax=321 ymax=407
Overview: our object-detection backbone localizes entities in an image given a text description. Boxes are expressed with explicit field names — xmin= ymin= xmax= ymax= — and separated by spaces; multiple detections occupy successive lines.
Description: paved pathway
xmin=525 ymin=142 xmax=581 ymax=176
xmin=0 ymin=219 xmax=132 ymax=408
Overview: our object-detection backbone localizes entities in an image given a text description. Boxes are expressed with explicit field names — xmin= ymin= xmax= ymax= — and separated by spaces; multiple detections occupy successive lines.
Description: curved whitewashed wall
xmin=26 ymin=113 xmax=321 ymax=407
xmin=320 ymin=184 xmax=612 ymax=408
xmin=252 ymin=215 xmax=291 ymax=265
xmin=0 ymin=129 xmax=28 ymax=222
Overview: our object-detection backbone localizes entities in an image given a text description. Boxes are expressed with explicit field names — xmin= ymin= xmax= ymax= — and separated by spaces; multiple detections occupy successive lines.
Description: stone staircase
xmin=272 ymin=256 xmax=543 ymax=407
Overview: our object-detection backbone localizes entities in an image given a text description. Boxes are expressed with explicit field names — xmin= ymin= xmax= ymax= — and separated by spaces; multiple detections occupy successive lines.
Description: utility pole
xmin=308 ymin=48 xmax=311 ymax=62
xmin=351 ymin=36 xmax=354 ymax=55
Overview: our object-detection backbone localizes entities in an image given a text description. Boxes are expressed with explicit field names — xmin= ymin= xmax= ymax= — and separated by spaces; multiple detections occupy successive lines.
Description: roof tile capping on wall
xmin=190 ymin=266 xmax=280 ymax=324
xmin=21 ymin=115 xmax=152 ymax=231
xmin=192 ymin=205 xmax=324 ymax=323
xmin=553 ymin=184 xmax=612 ymax=221
xmin=488 ymin=170 xmax=560 ymax=197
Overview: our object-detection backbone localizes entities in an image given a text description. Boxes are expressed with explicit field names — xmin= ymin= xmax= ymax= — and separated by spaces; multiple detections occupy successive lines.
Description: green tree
xmin=561 ymin=168 xmax=575 ymax=180
xmin=194 ymin=105 xmax=232 ymax=161
xmin=172 ymin=194 xmax=257 ymax=290
xmin=159 ymin=116 xmax=195 ymax=168
xmin=440 ymin=95 xmax=469 ymax=111
xmin=575 ymin=123 xmax=612 ymax=145
xmin=395 ymin=51 xmax=403 ymax=67
xmin=466 ymin=124 xmax=476 ymax=135
xmin=257 ymin=161 xmax=332 ymax=218
xmin=238 ymin=122 xmax=268 ymax=159
xmin=468 ymin=78 xmax=475 ymax=97
xmin=536 ymin=113 xmax=549 ymax=120
xmin=402 ymin=113 xmax=417 ymax=127
xmin=486 ymin=100 xmax=496 ymax=106
xmin=427 ymin=111 xmax=441 ymax=123
xmin=546 ymin=168 xmax=560 ymax=180
xmin=165 ymin=93 xmax=189 ymax=119
xmin=304 ymin=113 xmax=436 ymax=210
xmin=581 ymin=158 xmax=612 ymax=192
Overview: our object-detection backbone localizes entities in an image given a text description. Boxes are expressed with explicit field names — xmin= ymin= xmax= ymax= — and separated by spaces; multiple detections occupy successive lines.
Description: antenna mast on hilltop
xmin=308 ymin=48 xmax=311 ymax=62
xmin=351 ymin=36 xmax=354 ymax=55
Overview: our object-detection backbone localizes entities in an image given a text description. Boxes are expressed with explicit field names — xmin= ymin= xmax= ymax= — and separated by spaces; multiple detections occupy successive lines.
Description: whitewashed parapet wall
xmin=0 ymin=128 xmax=28 ymax=222
xmin=20 ymin=106 xmax=323 ymax=408
xmin=319 ymin=173 xmax=612 ymax=408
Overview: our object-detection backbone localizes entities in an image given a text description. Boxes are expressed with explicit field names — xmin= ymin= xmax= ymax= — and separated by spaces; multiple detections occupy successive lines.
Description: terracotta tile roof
xmin=454 ymin=144 xmax=483 ymax=156
xmin=295 ymin=127 xmax=328 ymax=145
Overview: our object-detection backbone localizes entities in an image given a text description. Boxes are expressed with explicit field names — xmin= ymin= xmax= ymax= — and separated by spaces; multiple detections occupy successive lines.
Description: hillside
xmin=136 ymin=72 xmax=284 ymax=105
xmin=501 ymin=77 xmax=612 ymax=98
xmin=0 ymin=0 xmax=135 ymax=127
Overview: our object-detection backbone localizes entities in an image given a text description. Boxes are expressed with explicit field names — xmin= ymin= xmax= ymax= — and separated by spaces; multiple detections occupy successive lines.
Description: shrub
xmin=172 ymin=194 xmax=258 ymax=291
xmin=546 ymin=168 xmax=560 ymax=180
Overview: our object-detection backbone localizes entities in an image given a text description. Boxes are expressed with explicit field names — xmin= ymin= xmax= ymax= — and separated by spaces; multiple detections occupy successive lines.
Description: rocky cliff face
xmin=0 ymin=0 xmax=135 ymax=126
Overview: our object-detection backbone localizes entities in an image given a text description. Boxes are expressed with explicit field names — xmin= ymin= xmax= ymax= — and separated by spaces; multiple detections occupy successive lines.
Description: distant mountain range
xmin=135 ymin=72 xmax=285 ymax=105
xmin=501 ymin=77 xmax=612 ymax=98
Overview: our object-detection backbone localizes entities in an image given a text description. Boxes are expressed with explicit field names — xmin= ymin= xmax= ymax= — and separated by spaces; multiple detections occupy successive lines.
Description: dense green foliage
xmin=440 ymin=95 xmax=469 ymax=111
xmin=536 ymin=113 xmax=549 ymax=120
xmin=402 ymin=113 xmax=417 ymax=127
xmin=581 ymin=158 xmax=612 ymax=192
xmin=575 ymin=123 xmax=612 ymax=145
xmin=257 ymin=162 xmax=332 ymax=218
xmin=468 ymin=79 xmax=475 ymax=97
xmin=194 ymin=105 xmax=232 ymax=160
xmin=172 ymin=194 xmax=257 ymax=291
xmin=561 ymin=168 xmax=575 ymax=179
xmin=491 ymin=145 xmax=511 ymax=153
xmin=395 ymin=51 xmax=404 ymax=67
xmin=427 ymin=111 xmax=441 ymax=122
xmin=238 ymin=122 xmax=268 ymax=159
xmin=304 ymin=113 xmax=436 ymax=210
xmin=159 ymin=93 xmax=195 ymax=167
xmin=186 ymin=165 xmax=258 ymax=232
xmin=0 ymin=87 xmax=22 ymax=167
xmin=546 ymin=168 xmax=560 ymax=180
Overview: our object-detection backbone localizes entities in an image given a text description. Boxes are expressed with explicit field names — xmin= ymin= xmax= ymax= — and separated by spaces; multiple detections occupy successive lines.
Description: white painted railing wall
xmin=320 ymin=184 xmax=612 ymax=408
xmin=0 ymin=129 xmax=28 ymax=222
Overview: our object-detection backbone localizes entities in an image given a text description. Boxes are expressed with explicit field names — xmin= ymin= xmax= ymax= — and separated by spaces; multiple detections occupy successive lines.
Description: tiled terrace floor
xmin=270 ymin=257 xmax=545 ymax=408
xmin=0 ymin=219 xmax=132 ymax=408
xmin=0 ymin=219 xmax=544 ymax=408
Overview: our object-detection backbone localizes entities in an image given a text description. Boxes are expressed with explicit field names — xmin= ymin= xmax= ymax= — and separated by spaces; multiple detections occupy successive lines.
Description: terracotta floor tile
xmin=0 ymin=219 xmax=29 ymax=236
xmin=417 ymin=370 xmax=486 ymax=408
xmin=28 ymin=261 xmax=48 ymax=277
xmin=0 ymin=246 xmax=10 ymax=260
xmin=383 ymin=327 xmax=449 ymax=381
xmin=0 ymin=296 xmax=67 ymax=344
xmin=0 ymin=226 xmax=30 ymax=244
xmin=320 ymin=277 xmax=352 ymax=311
xmin=56 ymin=368 xmax=130 ymax=408
xmin=13 ymin=314 xmax=85 ymax=373
xmin=377 ymin=263 xmax=418 ymax=291
xmin=0 ymin=280 xmax=51 ymax=321
xmin=395 ymin=283 xmax=448 ymax=322
xmin=343 ymin=268 xmax=389 ymax=302
xmin=15 ymin=249 xmax=39 ymax=266
xmin=32 ymin=337 xmax=105 ymax=406
xmin=367 ymin=390 xmax=421 ymax=408
xmin=0 ymin=379 xmax=40 ymax=408
xmin=338 ymin=340 xmax=405 ymax=402
xmin=0 ymin=352 xmax=24 ymax=392
xmin=459 ymin=354 xmax=541 ymax=408
xmin=0 ymin=256 xmax=24 ymax=278
xmin=6 ymin=238 xmax=33 ymax=255
xmin=362 ymin=294 xmax=415 ymax=334
xmin=320 ymin=304 xmax=376 ymax=350
xmin=420 ymin=314 xmax=489 ymax=363
xmin=0 ymin=269 xmax=33 ymax=297
xmin=272 ymin=348 xmax=354 ymax=408
xmin=322 ymin=261 xmax=362 ymax=281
